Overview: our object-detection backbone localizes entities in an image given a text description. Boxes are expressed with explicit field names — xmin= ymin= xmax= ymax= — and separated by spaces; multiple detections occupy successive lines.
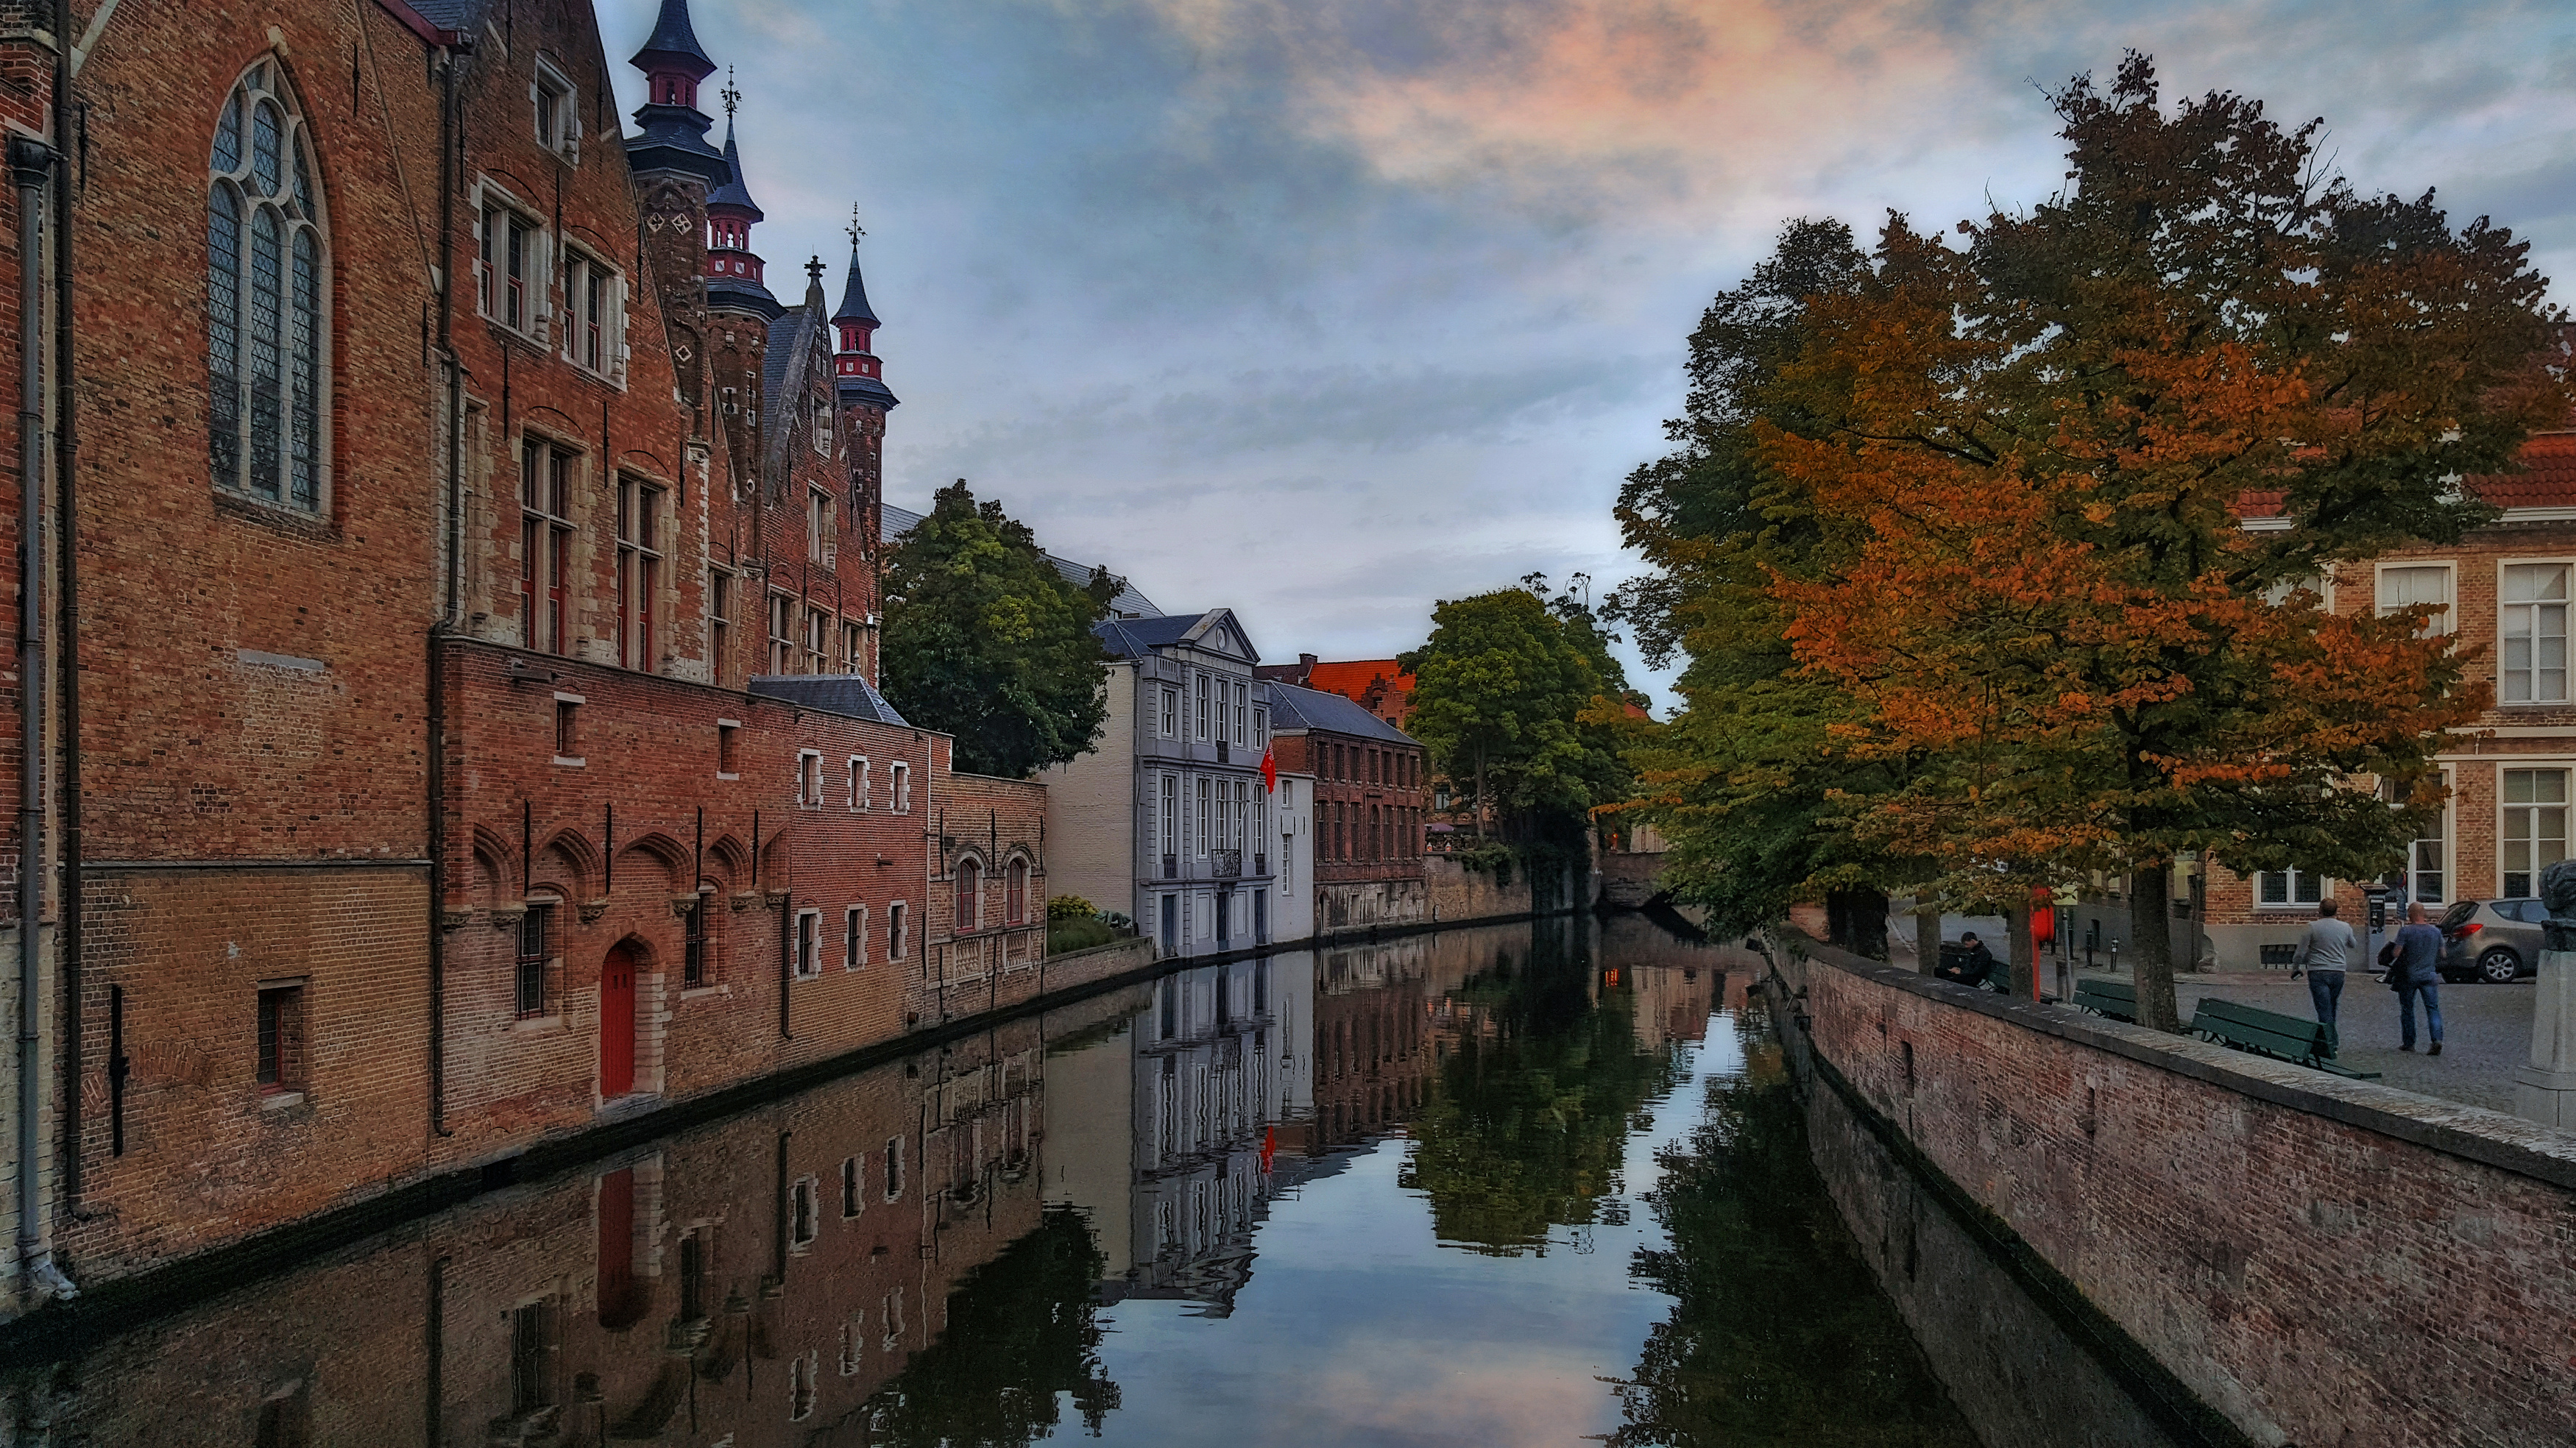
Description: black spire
xmin=631 ymin=0 xmax=715 ymax=79
xmin=833 ymin=224 xmax=882 ymax=329
xmin=706 ymin=97 xmax=764 ymax=221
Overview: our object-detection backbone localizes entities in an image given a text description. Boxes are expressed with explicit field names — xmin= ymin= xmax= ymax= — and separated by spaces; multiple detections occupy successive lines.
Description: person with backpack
xmin=2389 ymin=901 xmax=2446 ymax=1056
xmin=2292 ymin=897 xmax=2357 ymax=1051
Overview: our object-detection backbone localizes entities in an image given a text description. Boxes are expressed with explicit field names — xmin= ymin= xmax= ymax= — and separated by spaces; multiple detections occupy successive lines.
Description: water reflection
xmin=3 ymin=916 xmax=2176 ymax=1447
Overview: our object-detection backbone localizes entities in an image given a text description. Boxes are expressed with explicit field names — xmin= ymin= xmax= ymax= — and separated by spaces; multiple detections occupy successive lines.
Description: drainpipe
xmin=11 ymin=133 xmax=69 ymax=1303
xmin=50 ymin=0 xmax=83 ymax=1222
xmin=424 ymin=39 xmax=465 ymax=1139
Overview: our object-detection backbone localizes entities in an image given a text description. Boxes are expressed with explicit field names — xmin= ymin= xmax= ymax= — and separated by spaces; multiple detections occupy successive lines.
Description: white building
xmin=1271 ymin=772 xmax=1316 ymax=945
xmin=1042 ymin=608 xmax=1284 ymax=958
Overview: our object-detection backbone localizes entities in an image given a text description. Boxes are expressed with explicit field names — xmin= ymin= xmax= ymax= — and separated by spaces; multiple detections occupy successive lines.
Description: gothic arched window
xmin=208 ymin=63 xmax=328 ymax=513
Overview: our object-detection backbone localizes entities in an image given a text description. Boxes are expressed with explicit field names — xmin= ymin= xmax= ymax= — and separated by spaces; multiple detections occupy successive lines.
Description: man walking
xmin=2391 ymin=901 xmax=2446 ymax=1057
xmin=2293 ymin=898 xmax=2358 ymax=1052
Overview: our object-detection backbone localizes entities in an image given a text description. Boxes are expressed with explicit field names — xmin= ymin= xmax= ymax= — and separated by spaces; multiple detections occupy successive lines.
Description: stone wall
xmin=1594 ymin=849 xmax=1666 ymax=908
xmin=1423 ymin=853 xmax=1590 ymax=927
xmin=1781 ymin=941 xmax=2576 ymax=1448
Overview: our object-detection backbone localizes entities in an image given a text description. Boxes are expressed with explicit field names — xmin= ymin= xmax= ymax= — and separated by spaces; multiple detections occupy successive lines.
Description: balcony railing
xmin=1213 ymin=849 xmax=1242 ymax=879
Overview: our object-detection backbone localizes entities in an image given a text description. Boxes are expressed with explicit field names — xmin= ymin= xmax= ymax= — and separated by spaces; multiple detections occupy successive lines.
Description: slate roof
xmin=1266 ymin=681 xmax=1420 ymax=748
xmin=834 ymin=244 xmax=882 ymax=327
xmin=1094 ymin=608 xmax=1258 ymax=663
xmin=880 ymin=500 xmax=1162 ymax=618
xmin=748 ymin=674 xmax=909 ymax=726
xmin=707 ymin=121 xmax=764 ymax=219
xmin=403 ymin=0 xmax=484 ymax=29
xmin=631 ymin=0 xmax=716 ymax=74
xmin=707 ymin=273 xmax=782 ymax=317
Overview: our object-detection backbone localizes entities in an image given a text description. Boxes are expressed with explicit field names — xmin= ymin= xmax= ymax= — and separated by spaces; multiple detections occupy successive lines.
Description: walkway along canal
xmin=2 ymin=918 xmax=2207 ymax=1444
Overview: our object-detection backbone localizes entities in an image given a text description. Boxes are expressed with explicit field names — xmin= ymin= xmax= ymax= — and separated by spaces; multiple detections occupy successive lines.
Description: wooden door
xmin=601 ymin=945 xmax=637 ymax=1098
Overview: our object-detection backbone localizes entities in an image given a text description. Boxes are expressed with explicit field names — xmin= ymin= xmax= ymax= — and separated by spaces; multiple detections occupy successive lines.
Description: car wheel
xmin=2477 ymin=946 xmax=2522 ymax=984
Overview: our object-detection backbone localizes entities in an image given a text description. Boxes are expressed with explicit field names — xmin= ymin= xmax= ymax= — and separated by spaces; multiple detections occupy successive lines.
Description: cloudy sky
xmin=597 ymin=0 xmax=2576 ymax=705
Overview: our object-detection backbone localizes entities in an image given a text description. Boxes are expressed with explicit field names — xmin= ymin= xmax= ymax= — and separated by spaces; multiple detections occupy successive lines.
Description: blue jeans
xmin=2398 ymin=979 xmax=2444 ymax=1048
xmin=2307 ymin=970 xmax=2346 ymax=1053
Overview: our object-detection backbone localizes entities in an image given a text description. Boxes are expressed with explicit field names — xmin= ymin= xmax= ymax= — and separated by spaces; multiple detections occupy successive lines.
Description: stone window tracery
xmin=209 ymin=63 xmax=328 ymax=513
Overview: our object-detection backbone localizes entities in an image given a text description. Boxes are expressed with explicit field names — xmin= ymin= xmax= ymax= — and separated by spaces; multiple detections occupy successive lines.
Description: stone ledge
xmin=1789 ymin=938 xmax=2576 ymax=1193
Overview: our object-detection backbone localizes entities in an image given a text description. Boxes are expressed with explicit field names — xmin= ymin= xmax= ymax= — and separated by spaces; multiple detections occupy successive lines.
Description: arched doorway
xmin=601 ymin=943 xmax=638 ymax=1098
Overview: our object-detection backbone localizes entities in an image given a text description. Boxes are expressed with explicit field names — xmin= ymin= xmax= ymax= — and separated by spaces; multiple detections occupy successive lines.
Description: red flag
xmin=1261 ymin=745 xmax=1277 ymax=793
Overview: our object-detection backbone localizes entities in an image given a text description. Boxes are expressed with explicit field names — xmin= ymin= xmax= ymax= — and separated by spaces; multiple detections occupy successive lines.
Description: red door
xmin=601 ymin=945 xmax=637 ymax=1098
xmin=596 ymin=1167 xmax=644 ymax=1329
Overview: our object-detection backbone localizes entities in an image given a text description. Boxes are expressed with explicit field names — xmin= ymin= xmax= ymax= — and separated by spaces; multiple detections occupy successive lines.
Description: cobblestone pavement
xmin=2159 ymin=969 xmax=2530 ymax=1114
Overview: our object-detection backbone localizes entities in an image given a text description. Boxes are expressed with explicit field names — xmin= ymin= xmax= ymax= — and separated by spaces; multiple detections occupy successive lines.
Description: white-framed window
xmin=1196 ymin=777 xmax=1211 ymax=857
xmin=840 ymin=1156 xmax=865 ymax=1218
xmin=814 ymin=400 xmax=833 ymax=457
xmin=768 ymin=592 xmax=796 ymax=675
xmin=1161 ymin=774 xmax=1178 ymax=859
xmin=1253 ymin=708 xmax=1267 ymax=747
xmin=789 ymin=1176 xmax=818 ymax=1249
xmin=475 ymin=183 xmax=547 ymax=338
xmin=1195 ymin=674 xmax=1210 ymax=740
xmin=838 ymin=1310 xmax=866 ymax=1374
xmin=849 ymin=756 xmax=869 ymax=809
xmin=2501 ymin=562 xmax=2571 ymax=704
xmin=2260 ymin=572 xmax=2331 ymax=608
xmin=794 ymin=909 xmax=821 ymax=979
xmin=804 ymin=606 xmax=830 ymax=674
xmin=562 ymin=249 xmax=623 ymax=380
xmin=841 ymin=621 xmax=864 ymax=675
xmin=788 ymin=1347 xmax=817 ymax=1421
xmin=531 ymin=55 xmax=580 ymax=160
xmin=614 ymin=475 xmax=660 ymax=671
xmin=884 ymin=1137 xmax=906 ymax=1200
xmin=888 ymin=901 xmax=907 ymax=962
xmin=2377 ymin=563 xmax=2452 ymax=637
xmin=1234 ymin=682 xmax=1248 ymax=745
xmin=208 ymin=61 xmax=330 ymax=515
xmin=2502 ymin=767 xmax=2569 ymax=898
xmin=2255 ymin=870 xmax=2325 ymax=908
xmin=707 ymin=569 xmax=734 ymax=685
xmin=891 ymin=762 xmax=911 ymax=813
xmin=809 ymin=487 xmax=834 ymax=564
xmin=1161 ymin=688 xmax=1178 ymax=738
xmin=796 ymin=750 xmax=823 ymax=807
xmin=845 ymin=905 xmax=866 ymax=970
xmin=2406 ymin=773 xmax=2449 ymax=906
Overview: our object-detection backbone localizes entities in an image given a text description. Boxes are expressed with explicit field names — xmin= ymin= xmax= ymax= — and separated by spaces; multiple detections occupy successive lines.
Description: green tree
xmin=1400 ymin=585 xmax=1624 ymax=854
xmin=880 ymin=481 xmax=1122 ymax=778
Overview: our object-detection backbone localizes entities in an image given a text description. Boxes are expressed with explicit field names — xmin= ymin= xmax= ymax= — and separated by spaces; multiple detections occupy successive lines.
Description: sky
xmin=597 ymin=0 xmax=2576 ymax=707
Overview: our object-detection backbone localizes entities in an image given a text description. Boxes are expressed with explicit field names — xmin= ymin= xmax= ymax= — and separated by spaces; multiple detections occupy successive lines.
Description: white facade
xmin=1271 ymin=773 xmax=1316 ymax=945
xmin=1040 ymin=661 xmax=1139 ymax=918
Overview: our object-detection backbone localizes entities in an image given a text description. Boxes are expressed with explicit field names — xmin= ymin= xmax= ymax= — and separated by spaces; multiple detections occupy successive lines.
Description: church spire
xmin=626 ymin=0 xmax=726 ymax=182
xmin=835 ymin=213 xmax=898 ymax=411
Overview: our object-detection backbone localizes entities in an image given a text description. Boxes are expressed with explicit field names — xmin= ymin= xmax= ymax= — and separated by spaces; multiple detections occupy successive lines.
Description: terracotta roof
xmin=2240 ymin=430 xmax=2576 ymax=522
xmin=1304 ymin=659 xmax=1413 ymax=707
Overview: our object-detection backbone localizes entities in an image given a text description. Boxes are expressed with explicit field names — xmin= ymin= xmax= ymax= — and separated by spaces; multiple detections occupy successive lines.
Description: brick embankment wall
xmin=1782 ymin=942 xmax=2576 ymax=1448
xmin=1594 ymin=851 xmax=1667 ymax=908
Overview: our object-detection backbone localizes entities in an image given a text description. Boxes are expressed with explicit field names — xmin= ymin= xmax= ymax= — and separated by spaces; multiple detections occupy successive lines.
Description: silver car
xmin=2436 ymin=899 xmax=2544 ymax=984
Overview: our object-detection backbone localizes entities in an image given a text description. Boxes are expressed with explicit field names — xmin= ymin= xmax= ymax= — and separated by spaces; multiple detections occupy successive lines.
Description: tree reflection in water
xmin=1401 ymin=925 xmax=1693 ymax=1253
xmin=1608 ymin=1007 xmax=1978 ymax=1447
xmin=853 ymin=1206 xmax=1119 ymax=1446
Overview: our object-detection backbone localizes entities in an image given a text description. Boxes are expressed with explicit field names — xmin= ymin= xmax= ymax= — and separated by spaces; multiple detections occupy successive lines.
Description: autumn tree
xmin=880 ymin=481 xmax=1122 ymax=778
xmin=1757 ymin=55 xmax=2563 ymax=1026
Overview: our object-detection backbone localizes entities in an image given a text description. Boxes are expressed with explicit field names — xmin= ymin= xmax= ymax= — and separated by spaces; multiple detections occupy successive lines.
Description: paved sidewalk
xmin=2067 ymin=964 xmax=2533 ymax=1115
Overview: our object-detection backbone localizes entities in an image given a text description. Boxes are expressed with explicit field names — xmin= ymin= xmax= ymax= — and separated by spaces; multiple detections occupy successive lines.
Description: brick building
xmin=1267 ymin=682 xmax=1429 ymax=937
xmin=0 ymin=0 xmax=1055 ymax=1316
xmin=1254 ymin=653 xmax=1415 ymax=729
xmin=2191 ymin=420 xmax=2576 ymax=970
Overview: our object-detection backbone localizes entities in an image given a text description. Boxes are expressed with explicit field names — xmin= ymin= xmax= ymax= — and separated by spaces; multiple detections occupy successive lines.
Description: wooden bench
xmin=2072 ymin=978 xmax=2137 ymax=1022
xmin=2189 ymin=998 xmax=2380 ymax=1079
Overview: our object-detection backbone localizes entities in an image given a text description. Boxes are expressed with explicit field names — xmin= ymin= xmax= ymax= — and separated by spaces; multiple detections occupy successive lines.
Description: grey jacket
xmin=2294 ymin=918 xmax=2357 ymax=971
xmin=2393 ymin=922 xmax=2444 ymax=985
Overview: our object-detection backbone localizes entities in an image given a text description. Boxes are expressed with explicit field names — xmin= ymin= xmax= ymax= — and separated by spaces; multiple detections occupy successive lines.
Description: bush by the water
xmin=1047 ymin=917 xmax=1118 ymax=954
xmin=1047 ymin=894 xmax=1097 ymax=923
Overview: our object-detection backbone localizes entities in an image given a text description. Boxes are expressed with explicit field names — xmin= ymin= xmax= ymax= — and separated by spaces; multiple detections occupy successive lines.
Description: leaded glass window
xmin=208 ymin=64 xmax=327 ymax=512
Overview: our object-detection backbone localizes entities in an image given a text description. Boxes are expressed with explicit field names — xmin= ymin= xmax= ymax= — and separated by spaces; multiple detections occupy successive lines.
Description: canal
xmin=6 ymin=917 xmax=2184 ymax=1445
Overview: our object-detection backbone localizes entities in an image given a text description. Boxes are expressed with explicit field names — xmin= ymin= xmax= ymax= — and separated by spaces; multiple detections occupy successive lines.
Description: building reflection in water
xmin=1 ymin=916 xmax=2173 ymax=1447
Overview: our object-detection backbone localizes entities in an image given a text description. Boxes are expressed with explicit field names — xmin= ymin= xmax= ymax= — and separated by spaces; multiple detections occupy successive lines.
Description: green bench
xmin=2071 ymin=978 xmax=2137 ymax=1022
xmin=2189 ymin=998 xmax=2380 ymax=1079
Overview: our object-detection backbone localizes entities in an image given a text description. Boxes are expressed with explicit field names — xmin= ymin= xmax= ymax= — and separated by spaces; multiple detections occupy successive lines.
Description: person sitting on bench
xmin=1936 ymin=932 xmax=1998 ymax=988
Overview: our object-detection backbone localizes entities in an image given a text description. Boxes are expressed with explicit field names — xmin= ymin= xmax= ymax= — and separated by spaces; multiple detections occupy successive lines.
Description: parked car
xmin=2436 ymin=899 xmax=2544 ymax=984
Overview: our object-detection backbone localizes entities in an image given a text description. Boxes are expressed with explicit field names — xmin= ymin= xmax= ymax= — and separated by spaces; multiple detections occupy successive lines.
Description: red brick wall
xmin=1792 ymin=944 xmax=2576 ymax=1447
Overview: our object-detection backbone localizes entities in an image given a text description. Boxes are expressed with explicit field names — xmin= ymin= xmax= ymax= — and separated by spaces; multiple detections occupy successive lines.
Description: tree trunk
xmin=2131 ymin=864 xmax=2179 ymax=1032
xmin=1915 ymin=901 xmax=1941 ymax=976
xmin=2006 ymin=898 xmax=2034 ymax=999
xmin=1827 ymin=887 xmax=1889 ymax=960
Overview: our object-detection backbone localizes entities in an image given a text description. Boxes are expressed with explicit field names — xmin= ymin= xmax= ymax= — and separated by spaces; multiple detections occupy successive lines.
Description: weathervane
xmin=721 ymin=65 xmax=740 ymax=120
xmin=846 ymin=205 xmax=866 ymax=248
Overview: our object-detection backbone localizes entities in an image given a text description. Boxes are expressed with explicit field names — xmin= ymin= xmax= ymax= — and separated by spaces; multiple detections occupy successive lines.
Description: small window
xmin=509 ymin=1298 xmax=555 ymax=1415
xmin=531 ymin=57 xmax=578 ymax=159
xmin=789 ymin=1349 xmax=818 ymax=1422
xmin=884 ymin=1137 xmax=905 ymax=1200
xmin=956 ymin=859 xmax=981 ymax=933
xmin=517 ymin=904 xmax=553 ymax=1016
xmin=850 ymin=756 xmax=870 ymax=809
xmin=2255 ymin=870 xmax=2325 ymax=907
xmin=814 ymin=400 xmax=833 ymax=457
xmin=255 ymin=982 xmax=306 ymax=1093
xmin=844 ymin=905 xmax=866 ymax=970
xmin=683 ymin=897 xmax=709 ymax=987
xmin=1161 ymin=689 xmax=1178 ymax=738
xmin=2502 ymin=767 xmax=2570 ymax=897
xmin=520 ymin=441 xmax=578 ymax=656
xmin=888 ymin=901 xmax=907 ymax=962
xmin=718 ymin=721 xmax=740 ymax=777
xmin=790 ymin=1176 xmax=818 ymax=1248
xmin=480 ymin=194 xmax=545 ymax=337
xmin=553 ymin=696 xmax=581 ymax=762
xmin=842 ymin=621 xmax=865 ymax=675
xmin=798 ymin=750 xmax=823 ymax=806
xmin=769 ymin=592 xmax=797 ymax=675
xmin=1007 ymin=859 xmax=1028 ymax=924
xmin=1253 ymin=708 xmax=1267 ymax=747
xmin=1234 ymin=682 xmax=1248 ymax=745
xmin=1195 ymin=675 xmax=1210 ymax=740
xmin=2502 ymin=563 xmax=2572 ymax=705
xmin=841 ymin=1156 xmax=864 ymax=1218
xmin=2377 ymin=564 xmax=2452 ymax=638
xmin=809 ymin=487 xmax=833 ymax=564
xmin=708 ymin=571 xmax=734 ymax=686
xmin=795 ymin=910 xmax=821 ymax=979
xmin=614 ymin=477 xmax=660 ymax=670
xmin=891 ymin=762 xmax=911 ymax=813
xmin=839 ymin=1310 xmax=866 ymax=1375
xmin=565 ymin=252 xmax=622 ymax=377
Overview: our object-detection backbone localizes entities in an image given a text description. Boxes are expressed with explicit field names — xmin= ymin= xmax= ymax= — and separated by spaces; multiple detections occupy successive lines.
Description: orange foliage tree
xmin=1754 ymin=55 xmax=2563 ymax=1028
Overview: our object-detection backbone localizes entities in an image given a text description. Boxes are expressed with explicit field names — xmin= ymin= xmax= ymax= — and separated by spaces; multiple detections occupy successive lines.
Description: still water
xmin=7 ymin=917 xmax=2177 ymax=1446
